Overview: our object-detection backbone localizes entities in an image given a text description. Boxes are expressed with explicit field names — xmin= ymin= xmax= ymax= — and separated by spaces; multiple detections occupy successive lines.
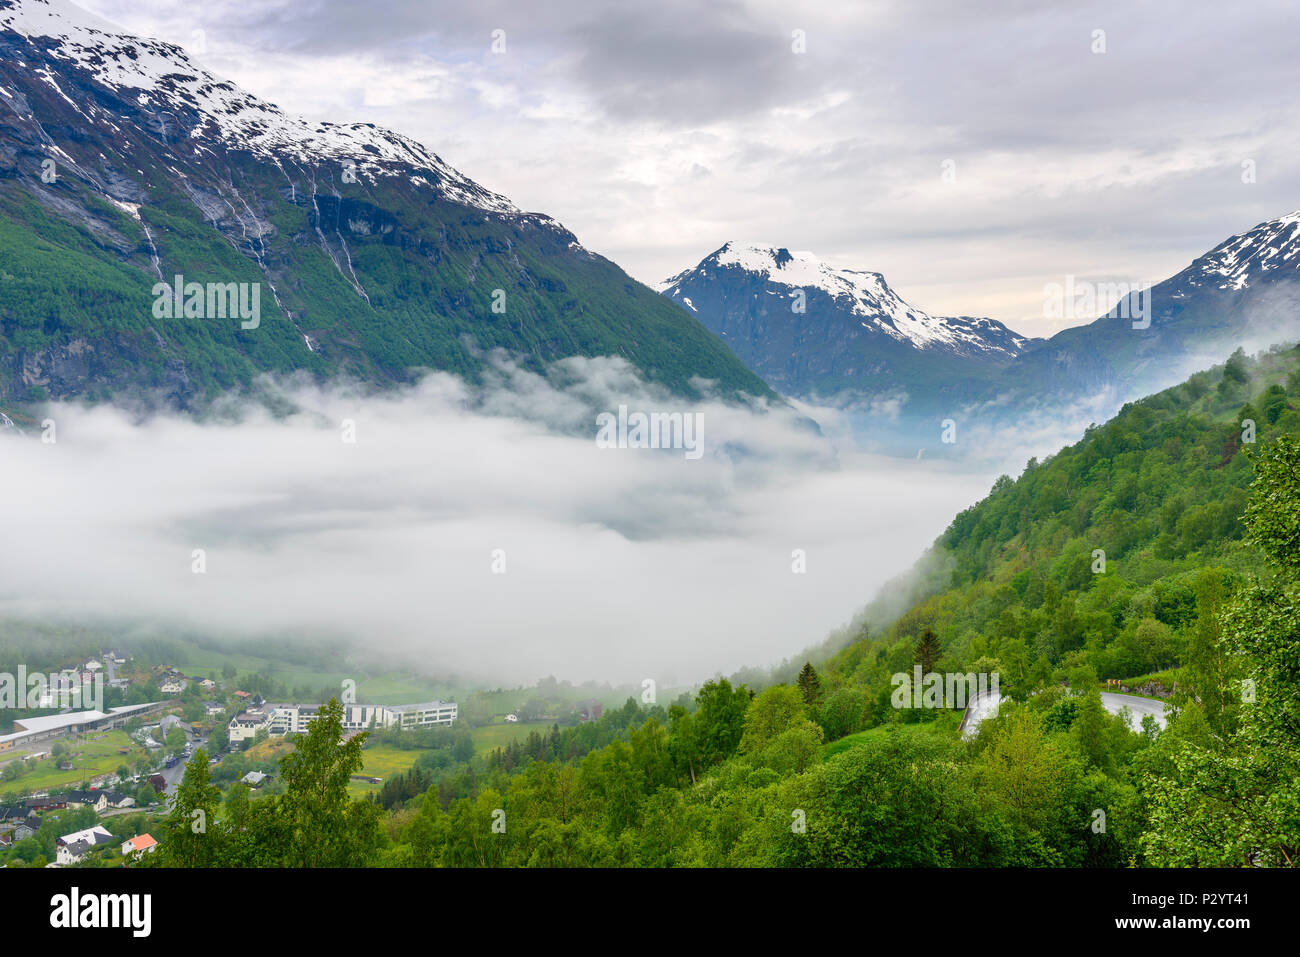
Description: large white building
xmin=344 ymin=701 xmax=458 ymax=731
xmin=0 ymin=702 xmax=165 ymax=753
xmin=228 ymin=701 xmax=457 ymax=742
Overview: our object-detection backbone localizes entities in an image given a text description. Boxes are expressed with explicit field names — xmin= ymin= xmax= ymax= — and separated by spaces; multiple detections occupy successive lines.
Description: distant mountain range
xmin=0 ymin=0 xmax=773 ymax=406
xmin=2 ymin=0 xmax=1296 ymax=433
xmin=661 ymin=215 xmax=1300 ymax=424
xmin=997 ymin=211 xmax=1300 ymax=405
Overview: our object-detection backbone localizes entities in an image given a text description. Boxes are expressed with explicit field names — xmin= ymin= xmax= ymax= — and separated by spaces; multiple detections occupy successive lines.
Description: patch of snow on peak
xmin=1190 ymin=211 xmax=1300 ymax=291
xmin=708 ymin=242 xmax=974 ymax=351
xmin=0 ymin=0 xmax=519 ymax=214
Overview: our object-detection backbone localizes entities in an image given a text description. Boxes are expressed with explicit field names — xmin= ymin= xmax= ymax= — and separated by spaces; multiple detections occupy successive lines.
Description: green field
xmin=344 ymin=743 xmax=432 ymax=798
xmin=0 ymin=730 xmax=147 ymax=796
xmin=470 ymin=721 xmax=558 ymax=757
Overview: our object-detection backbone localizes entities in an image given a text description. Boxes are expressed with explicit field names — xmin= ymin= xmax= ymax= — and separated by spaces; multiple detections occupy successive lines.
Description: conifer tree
xmin=797 ymin=662 xmax=822 ymax=705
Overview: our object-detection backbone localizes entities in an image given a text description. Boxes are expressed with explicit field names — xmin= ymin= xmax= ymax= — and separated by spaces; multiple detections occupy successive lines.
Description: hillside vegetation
xmin=112 ymin=344 xmax=1300 ymax=868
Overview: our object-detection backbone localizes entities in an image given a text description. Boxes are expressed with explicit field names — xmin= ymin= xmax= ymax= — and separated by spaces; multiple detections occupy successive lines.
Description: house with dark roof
xmin=26 ymin=796 xmax=66 ymax=811
xmin=55 ymin=825 xmax=115 ymax=865
xmin=65 ymin=790 xmax=108 ymax=813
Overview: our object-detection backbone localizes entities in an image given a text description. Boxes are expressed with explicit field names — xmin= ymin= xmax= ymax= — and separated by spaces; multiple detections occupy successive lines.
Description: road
xmin=159 ymin=732 xmax=210 ymax=797
xmin=962 ymin=690 xmax=1169 ymax=738
xmin=1100 ymin=692 xmax=1169 ymax=731
xmin=959 ymin=688 xmax=1004 ymax=739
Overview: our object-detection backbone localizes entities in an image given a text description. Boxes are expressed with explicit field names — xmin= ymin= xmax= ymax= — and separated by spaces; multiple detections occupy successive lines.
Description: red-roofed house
xmin=121 ymin=833 xmax=158 ymax=860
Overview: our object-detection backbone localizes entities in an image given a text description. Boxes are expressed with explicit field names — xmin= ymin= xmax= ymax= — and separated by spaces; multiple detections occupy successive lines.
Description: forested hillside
xmin=112 ymin=342 xmax=1300 ymax=868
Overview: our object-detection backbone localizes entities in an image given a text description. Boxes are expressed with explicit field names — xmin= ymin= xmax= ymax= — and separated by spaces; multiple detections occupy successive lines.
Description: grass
xmin=237 ymin=737 xmax=430 ymax=799
xmin=1099 ymin=668 xmax=1183 ymax=702
xmin=0 ymin=731 xmax=147 ymax=797
xmin=344 ymin=743 xmax=434 ymax=798
xmin=243 ymin=738 xmax=294 ymax=763
xmin=470 ymin=721 xmax=557 ymax=757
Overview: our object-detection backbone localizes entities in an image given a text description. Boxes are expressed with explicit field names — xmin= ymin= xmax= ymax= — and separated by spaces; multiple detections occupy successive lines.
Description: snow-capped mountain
xmin=994 ymin=210 xmax=1300 ymax=404
xmin=659 ymin=242 xmax=1039 ymax=403
xmin=0 ymin=0 xmax=771 ymax=405
xmin=0 ymin=0 xmax=517 ymax=212
xmin=1176 ymin=211 xmax=1300 ymax=294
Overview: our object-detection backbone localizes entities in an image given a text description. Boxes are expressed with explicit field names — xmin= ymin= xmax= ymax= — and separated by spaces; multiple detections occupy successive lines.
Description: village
xmin=0 ymin=649 xmax=461 ymax=868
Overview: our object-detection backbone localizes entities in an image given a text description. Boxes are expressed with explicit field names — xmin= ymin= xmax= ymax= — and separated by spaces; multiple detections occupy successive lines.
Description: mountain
xmin=657 ymin=241 xmax=1040 ymax=409
xmin=988 ymin=211 xmax=1300 ymax=406
xmin=0 ymin=0 xmax=773 ymax=406
xmin=663 ymin=216 xmax=1300 ymax=433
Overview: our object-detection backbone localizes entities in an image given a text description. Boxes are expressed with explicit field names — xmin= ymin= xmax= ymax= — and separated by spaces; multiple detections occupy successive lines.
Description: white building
xmin=265 ymin=704 xmax=320 ymax=735
xmin=227 ymin=708 xmax=270 ymax=744
xmin=230 ymin=701 xmax=458 ymax=742
xmin=342 ymin=701 xmax=458 ymax=731
xmin=56 ymin=825 xmax=114 ymax=866
xmin=0 ymin=702 xmax=164 ymax=753
xmin=121 ymin=834 xmax=157 ymax=860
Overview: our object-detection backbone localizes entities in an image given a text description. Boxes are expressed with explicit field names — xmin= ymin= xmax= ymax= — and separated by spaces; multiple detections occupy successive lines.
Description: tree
xmin=669 ymin=679 xmax=748 ymax=782
xmin=1072 ymin=690 xmax=1112 ymax=770
xmin=273 ymin=697 xmax=382 ymax=868
xmin=740 ymin=685 xmax=809 ymax=755
xmin=1223 ymin=348 xmax=1249 ymax=385
xmin=975 ymin=707 xmax=1071 ymax=841
xmin=1179 ymin=567 xmax=1242 ymax=738
xmin=818 ymin=686 xmax=866 ymax=741
xmin=796 ymin=662 xmax=823 ymax=706
xmin=1144 ymin=437 xmax=1300 ymax=865
xmin=134 ymin=782 xmax=156 ymax=808
xmin=628 ymin=718 xmax=673 ymax=792
xmin=154 ymin=749 xmax=221 ymax=867
xmin=914 ymin=628 xmax=942 ymax=675
xmin=164 ymin=726 xmax=187 ymax=756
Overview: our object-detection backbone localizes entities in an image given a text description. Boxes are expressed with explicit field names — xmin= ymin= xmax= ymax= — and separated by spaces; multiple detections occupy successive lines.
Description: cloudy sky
xmin=79 ymin=0 xmax=1300 ymax=338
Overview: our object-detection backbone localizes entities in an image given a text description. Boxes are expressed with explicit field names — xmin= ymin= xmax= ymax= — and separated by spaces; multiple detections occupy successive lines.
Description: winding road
xmin=961 ymin=690 xmax=1170 ymax=739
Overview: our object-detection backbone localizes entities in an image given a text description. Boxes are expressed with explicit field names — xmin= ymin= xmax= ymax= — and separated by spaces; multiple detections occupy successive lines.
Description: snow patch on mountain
xmin=662 ymin=241 xmax=1035 ymax=357
xmin=1184 ymin=211 xmax=1300 ymax=293
xmin=0 ymin=0 xmax=519 ymax=213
